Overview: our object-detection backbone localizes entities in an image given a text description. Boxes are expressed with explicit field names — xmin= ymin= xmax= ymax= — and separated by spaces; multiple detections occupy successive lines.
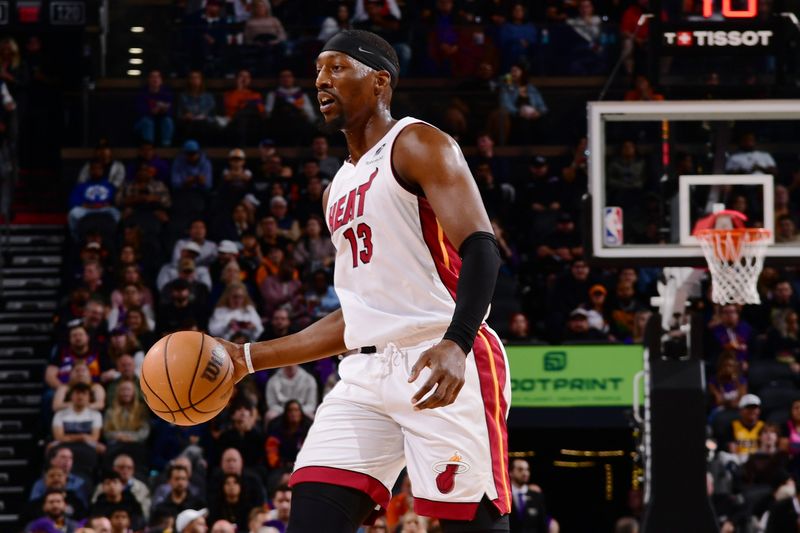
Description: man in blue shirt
xmin=67 ymin=160 xmax=119 ymax=241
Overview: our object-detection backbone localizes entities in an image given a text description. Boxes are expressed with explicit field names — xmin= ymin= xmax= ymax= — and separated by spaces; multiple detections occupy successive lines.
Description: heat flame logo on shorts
xmin=433 ymin=452 xmax=470 ymax=494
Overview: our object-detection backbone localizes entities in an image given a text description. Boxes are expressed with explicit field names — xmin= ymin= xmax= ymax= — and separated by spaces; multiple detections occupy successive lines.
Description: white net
xmin=696 ymin=229 xmax=771 ymax=305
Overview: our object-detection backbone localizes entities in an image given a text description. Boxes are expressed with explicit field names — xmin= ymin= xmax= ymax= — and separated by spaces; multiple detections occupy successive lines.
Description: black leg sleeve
xmin=439 ymin=496 xmax=510 ymax=533
xmin=287 ymin=482 xmax=378 ymax=533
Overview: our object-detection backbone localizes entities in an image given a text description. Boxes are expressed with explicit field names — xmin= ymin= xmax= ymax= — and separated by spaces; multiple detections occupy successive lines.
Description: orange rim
xmin=696 ymin=228 xmax=771 ymax=262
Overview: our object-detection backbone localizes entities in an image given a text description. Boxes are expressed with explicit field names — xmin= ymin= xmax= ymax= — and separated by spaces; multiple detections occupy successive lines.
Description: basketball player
xmin=220 ymin=30 xmax=509 ymax=532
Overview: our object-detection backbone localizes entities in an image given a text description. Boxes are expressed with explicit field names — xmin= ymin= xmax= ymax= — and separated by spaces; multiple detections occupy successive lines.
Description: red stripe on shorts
xmin=473 ymin=327 xmax=511 ymax=515
xmin=417 ymin=197 xmax=461 ymax=300
xmin=289 ymin=466 xmax=391 ymax=508
xmin=414 ymin=498 xmax=479 ymax=521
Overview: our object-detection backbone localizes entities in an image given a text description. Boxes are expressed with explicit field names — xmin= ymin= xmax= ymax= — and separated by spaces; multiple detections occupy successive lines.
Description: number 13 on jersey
xmin=343 ymin=223 xmax=373 ymax=267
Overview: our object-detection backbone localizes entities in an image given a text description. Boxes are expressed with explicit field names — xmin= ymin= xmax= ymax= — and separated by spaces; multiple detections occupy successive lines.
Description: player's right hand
xmin=215 ymin=337 xmax=249 ymax=384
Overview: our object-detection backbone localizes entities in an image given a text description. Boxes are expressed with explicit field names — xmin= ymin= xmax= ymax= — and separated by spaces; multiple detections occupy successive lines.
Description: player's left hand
xmin=408 ymin=339 xmax=466 ymax=410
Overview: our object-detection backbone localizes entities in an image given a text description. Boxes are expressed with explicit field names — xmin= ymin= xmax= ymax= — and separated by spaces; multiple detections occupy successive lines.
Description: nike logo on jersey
xmin=329 ymin=167 xmax=379 ymax=233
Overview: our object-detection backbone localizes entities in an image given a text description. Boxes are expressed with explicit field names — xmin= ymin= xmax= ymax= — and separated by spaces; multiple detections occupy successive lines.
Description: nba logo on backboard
xmin=604 ymin=207 xmax=623 ymax=246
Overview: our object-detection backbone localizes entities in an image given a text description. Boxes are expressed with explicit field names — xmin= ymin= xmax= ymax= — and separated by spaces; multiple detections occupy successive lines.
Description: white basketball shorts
xmin=289 ymin=325 xmax=512 ymax=521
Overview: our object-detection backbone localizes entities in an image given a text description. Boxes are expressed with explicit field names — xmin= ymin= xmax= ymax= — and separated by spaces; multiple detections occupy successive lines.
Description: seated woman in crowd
xmin=110 ymin=264 xmax=154 ymax=310
xmin=125 ymin=307 xmax=158 ymax=353
xmin=107 ymin=282 xmax=156 ymax=332
xmin=209 ymin=282 xmax=264 ymax=340
xmin=260 ymin=259 xmax=304 ymax=322
xmin=208 ymin=474 xmax=251 ymax=532
xmin=244 ymin=0 xmax=287 ymax=46
xmin=292 ymin=215 xmax=335 ymax=276
xmin=265 ymin=399 xmax=312 ymax=469
xmin=103 ymin=378 xmax=151 ymax=447
xmin=52 ymin=363 xmax=106 ymax=413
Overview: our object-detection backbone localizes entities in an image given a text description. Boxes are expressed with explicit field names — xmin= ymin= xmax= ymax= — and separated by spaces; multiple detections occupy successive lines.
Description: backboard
xmin=587 ymin=100 xmax=800 ymax=266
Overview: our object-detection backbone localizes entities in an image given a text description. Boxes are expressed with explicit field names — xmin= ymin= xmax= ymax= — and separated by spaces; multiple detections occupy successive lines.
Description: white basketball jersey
xmin=326 ymin=117 xmax=462 ymax=350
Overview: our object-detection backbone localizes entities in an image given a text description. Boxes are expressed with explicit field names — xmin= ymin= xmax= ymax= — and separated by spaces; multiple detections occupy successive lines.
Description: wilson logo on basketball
xmin=201 ymin=346 xmax=226 ymax=382
xmin=433 ymin=452 xmax=470 ymax=494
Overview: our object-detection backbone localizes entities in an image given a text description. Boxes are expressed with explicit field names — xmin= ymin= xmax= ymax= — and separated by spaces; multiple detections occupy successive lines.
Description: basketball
xmin=139 ymin=331 xmax=234 ymax=426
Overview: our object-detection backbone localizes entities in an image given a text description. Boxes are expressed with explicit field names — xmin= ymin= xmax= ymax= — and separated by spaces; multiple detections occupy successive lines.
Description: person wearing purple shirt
xmin=126 ymin=141 xmax=170 ymax=184
xmin=134 ymin=70 xmax=174 ymax=147
xmin=709 ymin=304 xmax=754 ymax=370
xmin=498 ymin=3 xmax=538 ymax=71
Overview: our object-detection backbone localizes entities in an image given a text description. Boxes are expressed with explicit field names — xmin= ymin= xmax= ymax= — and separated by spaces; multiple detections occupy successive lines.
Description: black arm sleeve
xmin=442 ymin=231 xmax=501 ymax=355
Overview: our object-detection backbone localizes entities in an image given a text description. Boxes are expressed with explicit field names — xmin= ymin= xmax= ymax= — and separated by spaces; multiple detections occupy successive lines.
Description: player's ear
xmin=374 ymin=71 xmax=391 ymax=95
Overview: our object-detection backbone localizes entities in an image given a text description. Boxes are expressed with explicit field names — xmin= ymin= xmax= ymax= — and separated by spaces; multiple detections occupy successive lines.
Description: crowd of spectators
xmin=14 ymin=1 xmax=800 ymax=533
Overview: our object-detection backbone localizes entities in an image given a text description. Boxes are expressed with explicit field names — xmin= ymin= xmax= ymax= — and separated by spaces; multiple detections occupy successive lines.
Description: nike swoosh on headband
xmin=358 ymin=46 xmax=375 ymax=55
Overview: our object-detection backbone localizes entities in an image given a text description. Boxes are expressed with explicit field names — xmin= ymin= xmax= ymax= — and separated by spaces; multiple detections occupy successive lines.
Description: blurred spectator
xmin=492 ymin=219 xmax=520 ymax=275
xmin=151 ymin=457 xmax=205 ymax=509
xmin=624 ymin=75 xmax=664 ymax=101
xmin=609 ymin=281 xmax=644 ymax=341
xmin=208 ymin=282 xmax=264 ymax=340
xmin=319 ymin=3 xmax=354 ymax=41
xmin=293 ymin=216 xmax=335 ymax=275
xmin=30 ymin=447 xmax=88 ymax=506
xmin=520 ymin=155 xmax=561 ymax=215
xmin=158 ymin=278 xmax=210 ymax=336
xmin=125 ymin=308 xmax=158 ymax=351
xmin=25 ymin=489 xmax=81 ymax=533
xmin=211 ymin=518 xmax=237 ymax=533
xmin=172 ymin=140 xmax=214 ymax=192
xmin=537 ymin=212 xmax=582 ymax=265
xmin=105 ymin=353 xmax=139 ymax=401
xmin=209 ymin=448 xmax=266 ymax=510
xmin=708 ymin=351 xmax=747 ymax=415
xmin=172 ymin=220 xmax=218 ymax=267
xmin=708 ymin=304 xmax=754 ymax=369
xmin=293 ymin=175 xmax=326 ymax=224
xmin=509 ymin=458 xmax=548 ymax=533
xmin=107 ymin=283 xmax=155 ymax=332
xmin=216 ymin=398 xmax=264 ymax=468
xmin=53 ymin=364 xmax=106 ymax=413
xmin=219 ymin=148 xmax=253 ymax=210
xmin=723 ymin=394 xmax=764 ymax=461
xmin=470 ymin=134 xmax=509 ymax=185
xmin=224 ymin=69 xmax=265 ymax=121
xmin=87 ymin=516 xmax=112 ymax=533
xmin=497 ymin=64 xmax=547 ymax=144
xmin=109 ymin=508 xmax=133 ymax=533
xmin=385 ymin=473 xmax=412 ymax=531
xmin=766 ymin=309 xmax=800 ymax=371
xmin=582 ymin=284 xmax=611 ymax=336
xmin=186 ymin=0 xmax=229 ymax=75
xmin=209 ymin=239 xmax=241 ymax=282
xmin=90 ymin=454 xmax=151 ymax=519
xmin=68 ymin=161 xmax=120 ymax=241
xmin=304 ymin=269 xmax=340 ymax=322
xmin=178 ymin=70 xmax=218 ymax=139
xmin=151 ymin=463 xmax=206 ymax=520
xmin=117 ymin=162 xmax=172 ymax=227
xmin=260 ymin=260 xmax=303 ymax=321
xmin=504 ymin=312 xmax=533 ymax=343
xmin=243 ymin=0 xmax=287 ymax=47
xmin=126 ymin=142 xmax=170 ymax=184
xmin=134 ymin=70 xmax=174 ymax=147
xmin=354 ymin=0 xmax=411 ymax=76
xmin=498 ymin=3 xmax=537 ymax=72
xmin=265 ymin=69 xmax=317 ymax=144
xmin=90 ymin=471 xmax=145 ymax=531
xmin=265 ymin=365 xmax=318 ymax=421
xmin=620 ymin=0 xmax=652 ymax=75
xmin=77 ymin=142 xmax=126 ymax=188
xmin=474 ymin=161 xmax=513 ymax=222
xmin=725 ymin=132 xmax=777 ymax=175
xmin=265 ymin=399 xmax=311 ymax=469
xmin=779 ymin=399 xmax=800 ymax=474
xmin=264 ymin=485 xmax=291 ymax=531
xmin=51 ymin=383 xmax=105 ymax=459
xmin=208 ymin=474 xmax=250 ymax=531
xmin=309 ymin=135 xmax=340 ymax=180
xmin=566 ymin=0 xmax=605 ymax=74
xmin=246 ymin=507 xmax=269 ymax=533
xmin=46 ymin=325 xmax=106 ymax=393
xmin=25 ymin=466 xmax=88 ymax=523
xmin=103 ymin=378 xmax=150 ymax=446
xmin=269 ymin=195 xmax=301 ymax=241
xmin=158 ymin=243 xmax=213 ymax=292
xmin=563 ymin=308 xmax=608 ymax=342
xmin=262 ymin=308 xmax=293 ymax=340
xmin=607 ymin=140 xmax=647 ymax=212
xmin=0 ymin=37 xmax=27 ymax=96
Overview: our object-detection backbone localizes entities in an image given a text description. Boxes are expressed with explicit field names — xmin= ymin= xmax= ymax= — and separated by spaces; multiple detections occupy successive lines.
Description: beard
xmin=318 ymin=111 xmax=346 ymax=135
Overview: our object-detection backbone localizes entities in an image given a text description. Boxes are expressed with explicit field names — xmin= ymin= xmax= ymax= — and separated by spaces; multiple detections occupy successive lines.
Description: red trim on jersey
xmin=473 ymin=327 xmax=512 ymax=515
xmin=417 ymin=197 xmax=461 ymax=300
xmin=414 ymin=498 xmax=479 ymax=521
xmin=289 ymin=466 xmax=391 ymax=508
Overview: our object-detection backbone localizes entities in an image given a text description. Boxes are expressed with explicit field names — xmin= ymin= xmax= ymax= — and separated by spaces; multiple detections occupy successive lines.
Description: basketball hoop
xmin=695 ymin=227 xmax=771 ymax=305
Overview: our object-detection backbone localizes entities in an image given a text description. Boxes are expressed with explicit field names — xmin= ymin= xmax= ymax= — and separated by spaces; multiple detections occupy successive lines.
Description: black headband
xmin=321 ymin=31 xmax=399 ymax=88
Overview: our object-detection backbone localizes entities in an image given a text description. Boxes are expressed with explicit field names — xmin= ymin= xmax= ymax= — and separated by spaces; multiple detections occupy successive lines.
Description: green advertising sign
xmin=507 ymin=345 xmax=644 ymax=408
